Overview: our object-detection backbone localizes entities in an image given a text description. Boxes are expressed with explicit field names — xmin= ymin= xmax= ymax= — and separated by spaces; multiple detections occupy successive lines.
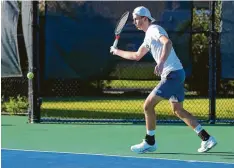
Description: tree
xmin=186 ymin=2 xmax=222 ymax=96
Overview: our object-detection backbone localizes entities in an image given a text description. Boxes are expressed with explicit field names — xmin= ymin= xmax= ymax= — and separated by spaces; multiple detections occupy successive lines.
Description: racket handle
xmin=113 ymin=35 xmax=120 ymax=48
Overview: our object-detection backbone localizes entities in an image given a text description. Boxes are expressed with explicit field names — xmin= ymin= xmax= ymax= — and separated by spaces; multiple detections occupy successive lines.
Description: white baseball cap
xmin=133 ymin=6 xmax=155 ymax=23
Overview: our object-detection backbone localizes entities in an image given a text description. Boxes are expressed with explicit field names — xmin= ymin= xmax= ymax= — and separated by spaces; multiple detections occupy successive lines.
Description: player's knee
xmin=143 ymin=102 xmax=149 ymax=112
xmin=173 ymin=109 xmax=180 ymax=117
xmin=172 ymin=106 xmax=184 ymax=117
xmin=174 ymin=109 xmax=193 ymax=120
xmin=143 ymin=101 xmax=153 ymax=113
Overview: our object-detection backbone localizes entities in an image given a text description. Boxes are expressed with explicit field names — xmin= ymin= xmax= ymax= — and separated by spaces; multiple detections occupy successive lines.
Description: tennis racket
xmin=112 ymin=11 xmax=129 ymax=48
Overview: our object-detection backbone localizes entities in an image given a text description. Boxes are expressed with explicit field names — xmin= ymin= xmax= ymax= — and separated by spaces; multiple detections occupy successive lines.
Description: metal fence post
xmin=208 ymin=1 xmax=217 ymax=124
xmin=28 ymin=1 xmax=41 ymax=123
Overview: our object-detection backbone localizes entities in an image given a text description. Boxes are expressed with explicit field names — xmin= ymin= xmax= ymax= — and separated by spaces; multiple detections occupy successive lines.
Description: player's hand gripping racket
xmin=112 ymin=11 xmax=129 ymax=48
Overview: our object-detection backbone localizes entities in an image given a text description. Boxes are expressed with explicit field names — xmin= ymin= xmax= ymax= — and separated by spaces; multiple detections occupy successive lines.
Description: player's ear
xmin=143 ymin=16 xmax=150 ymax=23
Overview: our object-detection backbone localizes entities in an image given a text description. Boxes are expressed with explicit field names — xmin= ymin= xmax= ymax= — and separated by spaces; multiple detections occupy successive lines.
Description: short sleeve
xmin=150 ymin=26 xmax=168 ymax=40
xmin=141 ymin=37 xmax=150 ymax=50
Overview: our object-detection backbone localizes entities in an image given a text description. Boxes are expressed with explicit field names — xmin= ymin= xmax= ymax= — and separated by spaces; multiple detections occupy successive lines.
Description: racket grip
xmin=113 ymin=35 xmax=120 ymax=47
xmin=113 ymin=39 xmax=118 ymax=48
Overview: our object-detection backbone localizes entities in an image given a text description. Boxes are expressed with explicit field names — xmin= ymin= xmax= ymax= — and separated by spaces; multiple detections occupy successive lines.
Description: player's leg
xmin=130 ymin=92 xmax=163 ymax=153
xmin=170 ymin=101 xmax=217 ymax=152
xmin=170 ymin=101 xmax=199 ymax=128
xmin=143 ymin=92 xmax=163 ymax=146
xmin=130 ymin=80 xmax=166 ymax=154
xmin=144 ymin=92 xmax=163 ymax=134
xmin=169 ymin=86 xmax=217 ymax=153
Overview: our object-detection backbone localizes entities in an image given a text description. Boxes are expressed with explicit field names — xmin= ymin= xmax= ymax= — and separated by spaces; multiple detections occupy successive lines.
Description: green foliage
xmin=186 ymin=3 xmax=222 ymax=96
xmin=192 ymin=4 xmax=221 ymax=55
xmin=1 ymin=96 xmax=6 ymax=112
xmin=2 ymin=95 xmax=28 ymax=115
xmin=18 ymin=1 xmax=45 ymax=16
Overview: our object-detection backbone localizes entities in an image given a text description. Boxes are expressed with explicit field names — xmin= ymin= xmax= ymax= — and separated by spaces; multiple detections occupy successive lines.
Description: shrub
xmin=3 ymin=95 xmax=29 ymax=115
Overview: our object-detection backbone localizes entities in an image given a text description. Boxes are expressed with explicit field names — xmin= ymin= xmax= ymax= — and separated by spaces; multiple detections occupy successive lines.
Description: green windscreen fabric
xmin=1 ymin=1 xmax=22 ymax=77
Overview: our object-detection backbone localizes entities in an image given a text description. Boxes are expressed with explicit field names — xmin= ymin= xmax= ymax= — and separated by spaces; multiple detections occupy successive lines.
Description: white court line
xmin=2 ymin=148 xmax=234 ymax=165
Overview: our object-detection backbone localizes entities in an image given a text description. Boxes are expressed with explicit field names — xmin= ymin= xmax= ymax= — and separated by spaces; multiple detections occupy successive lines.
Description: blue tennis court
xmin=2 ymin=148 xmax=234 ymax=168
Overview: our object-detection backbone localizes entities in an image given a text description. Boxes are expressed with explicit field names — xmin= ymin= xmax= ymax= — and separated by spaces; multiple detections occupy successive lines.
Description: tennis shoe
xmin=198 ymin=136 xmax=217 ymax=153
xmin=131 ymin=139 xmax=157 ymax=154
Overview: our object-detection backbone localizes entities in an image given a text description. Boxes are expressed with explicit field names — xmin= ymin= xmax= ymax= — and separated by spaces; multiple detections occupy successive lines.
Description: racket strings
xmin=115 ymin=12 xmax=129 ymax=34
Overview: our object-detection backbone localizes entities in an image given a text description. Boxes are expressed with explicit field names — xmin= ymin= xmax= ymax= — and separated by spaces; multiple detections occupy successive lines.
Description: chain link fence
xmin=1 ymin=1 xmax=234 ymax=123
xmin=2 ymin=75 xmax=233 ymax=123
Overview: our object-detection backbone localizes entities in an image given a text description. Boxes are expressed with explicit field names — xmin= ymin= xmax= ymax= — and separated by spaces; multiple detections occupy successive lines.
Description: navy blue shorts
xmin=153 ymin=69 xmax=185 ymax=102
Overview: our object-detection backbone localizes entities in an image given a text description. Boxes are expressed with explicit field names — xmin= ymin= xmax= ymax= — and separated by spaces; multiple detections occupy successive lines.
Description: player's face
xmin=132 ymin=14 xmax=144 ymax=30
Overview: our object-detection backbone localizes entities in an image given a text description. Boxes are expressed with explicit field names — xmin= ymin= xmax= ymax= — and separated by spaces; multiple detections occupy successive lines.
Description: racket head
xmin=114 ymin=11 xmax=129 ymax=35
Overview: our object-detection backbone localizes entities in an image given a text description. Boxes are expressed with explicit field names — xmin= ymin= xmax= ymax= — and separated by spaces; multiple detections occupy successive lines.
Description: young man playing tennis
xmin=110 ymin=6 xmax=217 ymax=154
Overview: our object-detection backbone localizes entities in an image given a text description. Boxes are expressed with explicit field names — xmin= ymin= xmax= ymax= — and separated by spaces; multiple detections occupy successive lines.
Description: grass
xmin=41 ymin=69 xmax=234 ymax=121
xmin=40 ymin=77 xmax=234 ymax=121
xmin=41 ymin=96 xmax=234 ymax=120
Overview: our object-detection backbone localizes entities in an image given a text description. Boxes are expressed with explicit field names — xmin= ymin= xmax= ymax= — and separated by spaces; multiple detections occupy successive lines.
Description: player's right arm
xmin=110 ymin=44 xmax=149 ymax=61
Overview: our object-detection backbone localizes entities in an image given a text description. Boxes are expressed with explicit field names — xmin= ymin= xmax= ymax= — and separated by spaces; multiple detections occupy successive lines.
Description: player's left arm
xmin=157 ymin=35 xmax=173 ymax=64
xmin=153 ymin=34 xmax=173 ymax=75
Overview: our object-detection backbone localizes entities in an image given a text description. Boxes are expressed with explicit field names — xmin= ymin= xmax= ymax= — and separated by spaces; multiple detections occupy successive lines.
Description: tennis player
xmin=110 ymin=6 xmax=217 ymax=153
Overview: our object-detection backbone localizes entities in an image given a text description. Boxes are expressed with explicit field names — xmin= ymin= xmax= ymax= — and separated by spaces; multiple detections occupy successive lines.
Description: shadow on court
xmin=1 ymin=124 xmax=16 ymax=127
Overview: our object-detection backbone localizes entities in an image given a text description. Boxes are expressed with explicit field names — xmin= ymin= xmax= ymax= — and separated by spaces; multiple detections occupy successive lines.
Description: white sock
xmin=147 ymin=130 xmax=155 ymax=136
xmin=194 ymin=124 xmax=203 ymax=134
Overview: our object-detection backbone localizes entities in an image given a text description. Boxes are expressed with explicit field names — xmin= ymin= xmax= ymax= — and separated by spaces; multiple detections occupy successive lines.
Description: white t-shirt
xmin=142 ymin=24 xmax=183 ymax=78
